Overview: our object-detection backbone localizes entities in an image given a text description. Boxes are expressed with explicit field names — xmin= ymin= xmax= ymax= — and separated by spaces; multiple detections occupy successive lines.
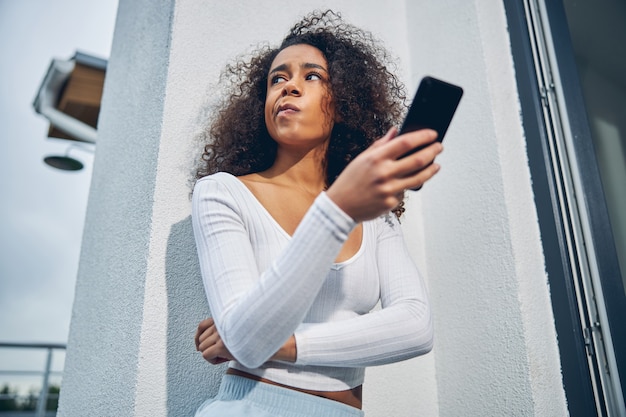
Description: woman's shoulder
xmin=196 ymin=172 xmax=267 ymax=187
xmin=193 ymin=172 xmax=251 ymax=204
xmin=195 ymin=171 xmax=238 ymax=186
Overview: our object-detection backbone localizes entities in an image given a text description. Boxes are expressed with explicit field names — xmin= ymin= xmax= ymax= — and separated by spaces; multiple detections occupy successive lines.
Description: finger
xmin=398 ymin=162 xmax=441 ymax=191
xmin=197 ymin=318 xmax=214 ymax=336
xmin=201 ymin=343 xmax=223 ymax=364
xmin=198 ymin=327 xmax=220 ymax=352
xmin=370 ymin=127 xmax=398 ymax=149
xmin=381 ymin=126 xmax=399 ymax=143
xmin=209 ymin=357 xmax=230 ymax=365
xmin=201 ymin=340 xmax=232 ymax=364
xmin=379 ymin=129 xmax=438 ymax=160
xmin=195 ymin=318 xmax=214 ymax=350
xmin=197 ymin=323 xmax=219 ymax=350
xmin=394 ymin=141 xmax=443 ymax=178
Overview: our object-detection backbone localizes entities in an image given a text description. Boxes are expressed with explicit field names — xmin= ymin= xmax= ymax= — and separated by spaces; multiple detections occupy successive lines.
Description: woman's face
xmin=264 ymin=44 xmax=334 ymax=150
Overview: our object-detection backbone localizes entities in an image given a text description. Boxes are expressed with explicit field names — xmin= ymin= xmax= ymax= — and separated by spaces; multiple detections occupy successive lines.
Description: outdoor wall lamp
xmin=33 ymin=50 xmax=107 ymax=160
xmin=43 ymin=143 xmax=95 ymax=171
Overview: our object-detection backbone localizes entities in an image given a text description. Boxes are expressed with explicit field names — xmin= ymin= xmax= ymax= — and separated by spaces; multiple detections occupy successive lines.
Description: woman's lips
xmin=276 ymin=103 xmax=299 ymax=116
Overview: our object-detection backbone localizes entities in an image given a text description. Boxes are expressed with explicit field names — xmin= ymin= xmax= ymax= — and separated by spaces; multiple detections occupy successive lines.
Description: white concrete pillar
xmin=58 ymin=0 xmax=217 ymax=415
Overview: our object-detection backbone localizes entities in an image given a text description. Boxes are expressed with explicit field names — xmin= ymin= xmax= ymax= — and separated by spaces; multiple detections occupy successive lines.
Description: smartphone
xmin=398 ymin=76 xmax=463 ymax=155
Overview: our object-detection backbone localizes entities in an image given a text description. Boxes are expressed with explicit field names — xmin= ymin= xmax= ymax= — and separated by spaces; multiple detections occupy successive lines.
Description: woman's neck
xmin=261 ymin=146 xmax=327 ymax=194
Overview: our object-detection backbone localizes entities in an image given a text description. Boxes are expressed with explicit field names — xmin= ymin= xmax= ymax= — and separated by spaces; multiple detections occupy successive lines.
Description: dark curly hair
xmin=196 ymin=10 xmax=407 ymax=216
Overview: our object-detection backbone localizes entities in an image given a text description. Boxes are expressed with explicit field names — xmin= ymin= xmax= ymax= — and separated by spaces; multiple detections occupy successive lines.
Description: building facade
xmin=57 ymin=1 xmax=625 ymax=416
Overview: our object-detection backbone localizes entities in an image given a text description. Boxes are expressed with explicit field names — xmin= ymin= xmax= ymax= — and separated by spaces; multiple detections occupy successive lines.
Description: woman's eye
xmin=271 ymin=75 xmax=287 ymax=85
xmin=306 ymin=73 xmax=322 ymax=81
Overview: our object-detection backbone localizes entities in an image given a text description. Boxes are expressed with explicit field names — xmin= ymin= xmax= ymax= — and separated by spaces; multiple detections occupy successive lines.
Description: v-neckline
xmin=221 ymin=172 xmax=365 ymax=267
xmin=230 ymin=174 xmax=293 ymax=240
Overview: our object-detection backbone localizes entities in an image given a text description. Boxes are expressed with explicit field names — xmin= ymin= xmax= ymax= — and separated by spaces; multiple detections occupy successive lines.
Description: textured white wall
xmin=405 ymin=1 xmax=568 ymax=416
xmin=58 ymin=0 xmax=176 ymax=415
xmin=59 ymin=0 xmax=569 ymax=416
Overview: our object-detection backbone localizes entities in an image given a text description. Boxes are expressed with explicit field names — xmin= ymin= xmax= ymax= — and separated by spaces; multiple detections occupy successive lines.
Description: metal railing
xmin=0 ymin=342 xmax=66 ymax=417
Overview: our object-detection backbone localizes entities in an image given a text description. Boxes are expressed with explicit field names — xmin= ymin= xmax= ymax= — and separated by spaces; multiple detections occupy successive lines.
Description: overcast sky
xmin=0 ymin=0 xmax=118 ymax=391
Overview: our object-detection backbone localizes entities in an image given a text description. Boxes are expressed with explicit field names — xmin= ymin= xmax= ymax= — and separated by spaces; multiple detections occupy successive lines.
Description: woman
xmin=192 ymin=10 xmax=441 ymax=417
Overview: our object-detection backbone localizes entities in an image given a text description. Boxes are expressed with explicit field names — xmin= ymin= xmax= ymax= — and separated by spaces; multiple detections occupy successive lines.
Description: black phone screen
xmin=399 ymin=76 xmax=463 ymax=154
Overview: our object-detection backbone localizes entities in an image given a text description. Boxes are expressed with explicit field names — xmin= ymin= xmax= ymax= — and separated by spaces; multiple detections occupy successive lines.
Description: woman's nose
xmin=282 ymin=79 xmax=301 ymax=96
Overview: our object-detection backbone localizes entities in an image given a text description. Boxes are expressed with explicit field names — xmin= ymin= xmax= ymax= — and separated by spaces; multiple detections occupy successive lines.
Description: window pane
xmin=563 ymin=0 xmax=626 ymax=295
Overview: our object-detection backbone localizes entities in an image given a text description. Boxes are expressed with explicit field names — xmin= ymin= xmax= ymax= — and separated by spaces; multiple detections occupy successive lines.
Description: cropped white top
xmin=191 ymin=172 xmax=433 ymax=391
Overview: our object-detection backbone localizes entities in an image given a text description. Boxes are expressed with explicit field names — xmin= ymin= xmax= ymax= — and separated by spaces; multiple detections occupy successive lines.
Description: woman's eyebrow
xmin=269 ymin=62 xmax=328 ymax=75
xmin=302 ymin=62 xmax=328 ymax=73
xmin=269 ymin=63 xmax=289 ymax=75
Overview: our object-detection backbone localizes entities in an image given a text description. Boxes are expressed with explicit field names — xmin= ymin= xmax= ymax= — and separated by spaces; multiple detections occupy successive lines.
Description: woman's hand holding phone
xmin=327 ymin=76 xmax=462 ymax=222
xmin=326 ymin=127 xmax=442 ymax=223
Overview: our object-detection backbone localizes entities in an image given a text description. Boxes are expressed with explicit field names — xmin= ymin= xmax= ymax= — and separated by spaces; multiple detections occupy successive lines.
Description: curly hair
xmin=196 ymin=10 xmax=407 ymax=216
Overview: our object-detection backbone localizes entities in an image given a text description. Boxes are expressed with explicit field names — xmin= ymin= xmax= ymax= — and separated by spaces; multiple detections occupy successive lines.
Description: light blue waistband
xmin=215 ymin=374 xmax=364 ymax=417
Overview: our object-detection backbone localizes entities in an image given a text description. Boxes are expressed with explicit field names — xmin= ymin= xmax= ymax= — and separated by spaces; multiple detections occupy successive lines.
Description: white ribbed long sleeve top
xmin=191 ymin=172 xmax=433 ymax=391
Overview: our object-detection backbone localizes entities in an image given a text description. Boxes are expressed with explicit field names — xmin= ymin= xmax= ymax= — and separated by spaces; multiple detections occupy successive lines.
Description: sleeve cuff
xmin=315 ymin=191 xmax=357 ymax=234
xmin=293 ymin=325 xmax=312 ymax=365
